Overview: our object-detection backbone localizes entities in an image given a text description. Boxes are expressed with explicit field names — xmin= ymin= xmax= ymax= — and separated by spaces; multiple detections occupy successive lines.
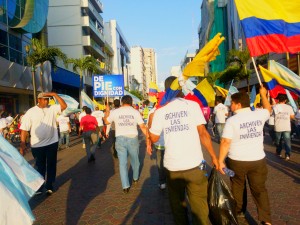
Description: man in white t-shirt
xmin=149 ymin=76 xmax=219 ymax=225
xmin=218 ymin=87 xmax=272 ymax=224
xmin=57 ymin=114 xmax=71 ymax=149
xmin=92 ymin=106 xmax=104 ymax=148
xmin=104 ymin=95 xmax=147 ymax=193
xmin=213 ymin=96 xmax=228 ymax=142
xmin=273 ymin=94 xmax=295 ymax=160
xmin=20 ymin=92 xmax=67 ymax=195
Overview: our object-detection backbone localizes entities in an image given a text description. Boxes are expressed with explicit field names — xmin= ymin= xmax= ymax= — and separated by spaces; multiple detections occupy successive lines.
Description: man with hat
xmin=20 ymin=92 xmax=67 ymax=195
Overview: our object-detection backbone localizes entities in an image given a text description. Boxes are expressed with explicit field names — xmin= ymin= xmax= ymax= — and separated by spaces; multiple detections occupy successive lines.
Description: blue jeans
xmin=82 ymin=131 xmax=98 ymax=159
xmin=216 ymin=123 xmax=225 ymax=140
xmin=275 ymin=131 xmax=291 ymax=157
xmin=59 ymin=131 xmax=70 ymax=147
xmin=115 ymin=136 xmax=140 ymax=189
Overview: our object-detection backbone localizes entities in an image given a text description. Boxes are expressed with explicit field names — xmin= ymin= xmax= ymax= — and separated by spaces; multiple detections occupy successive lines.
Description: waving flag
xmin=234 ymin=0 xmax=300 ymax=56
xmin=250 ymin=86 xmax=261 ymax=111
xmin=148 ymin=81 xmax=159 ymax=96
xmin=81 ymin=90 xmax=96 ymax=111
xmin=0 ymin=136 xmax=44 ymax=224
xmin=260 ymin=65 xmax=300 ymax=99
xmin=224 ymin=81 xmax=239 ymax=106
xmin=160 ymin=33 xmax=225 ymax=106
xmin=92 ymin=99 xmax=106 ymax=110
xmin=285 ymin=89 xmax=298 ymax=113
xmin=215 ymin=85 xmax=228 ymax=98
xmin=185 ymin=79 xmax=215 ymax=107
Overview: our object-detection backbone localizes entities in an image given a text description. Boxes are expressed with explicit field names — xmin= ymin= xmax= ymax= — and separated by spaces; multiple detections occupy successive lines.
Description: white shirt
xmin=57 ymin=115 xmax=70 ymax=132
xmin=79 ymin=111 xmax=86 ymax=122
xmin=20 ymin=105 xmax=61 ymax=147
xmin=150 ymin=98 xmax=206 ymax=171
xmin=0 ymin=118 xmax=8 ymax=129
xmin=273 ymin=104 xmax=294 ymax=132
xmin=148 ymin=108 xmax=165 ymax=148
xmin=6 ymin=116 xmax=13 ymax=124
xmin=213 ymin=103 xmax=228 ymax=123
xmin=91 ymin=110 xmax=104 ymax=126
xmin=107 ymin=106 xmax=144 ymax=137
xmin=222 ymin=107 xmax=270 ymax=161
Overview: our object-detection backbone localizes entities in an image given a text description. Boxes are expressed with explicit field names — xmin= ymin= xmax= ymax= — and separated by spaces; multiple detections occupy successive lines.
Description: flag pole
xmin=251 ymin=57 xmax=262 ymax=86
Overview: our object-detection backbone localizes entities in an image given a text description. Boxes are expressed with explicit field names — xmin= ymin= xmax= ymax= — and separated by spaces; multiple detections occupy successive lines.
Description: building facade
xmin=47 ymin=0 xmax=114 ymax=99
xmin=0 ymin=0 xmax=50 ymax=113
xmin=130 ymin=46 xmax=157 ymax=97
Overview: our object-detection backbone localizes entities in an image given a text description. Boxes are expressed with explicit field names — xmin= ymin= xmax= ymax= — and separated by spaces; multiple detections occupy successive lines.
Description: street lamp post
xmin=25 ymin=45 xmax=37 ymax=105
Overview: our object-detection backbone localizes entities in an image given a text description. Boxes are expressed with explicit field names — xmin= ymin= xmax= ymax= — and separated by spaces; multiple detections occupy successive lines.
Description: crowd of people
xmin=2 ymin=78 xmax=300 ymax=225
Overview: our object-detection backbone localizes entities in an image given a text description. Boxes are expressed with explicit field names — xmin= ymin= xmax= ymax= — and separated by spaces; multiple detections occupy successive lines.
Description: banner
xmin=93 ymin=75 xmax=124 ymax=97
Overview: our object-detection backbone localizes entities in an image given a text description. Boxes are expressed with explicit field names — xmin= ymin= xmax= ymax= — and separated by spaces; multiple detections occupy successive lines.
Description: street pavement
xmin=25 ymin=126 xmax=300 ymax=225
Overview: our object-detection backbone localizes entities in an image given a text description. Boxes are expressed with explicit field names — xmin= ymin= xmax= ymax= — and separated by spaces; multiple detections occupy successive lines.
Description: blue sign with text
xmin=93 ymin=75 xmax=124 ymax=97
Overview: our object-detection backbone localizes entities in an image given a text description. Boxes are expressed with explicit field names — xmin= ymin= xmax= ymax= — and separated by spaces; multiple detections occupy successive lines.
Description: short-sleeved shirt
xmin=57 ymin=115 xmax=70 ymax=132
xmin=150 ymin=98 xmax=206 ymax=171
xmin=80 ymin=115 xmax=98 ymax=132
xmin=213 ymin=103 xmax=228 ymax=123
xmin=91 ymin=110 xmax=104 ymax=126
xmin=20 ymin=105 xmax=61 ymax=147
xmin=273 ymin=104 xmax=294 ymax=132
xmin=107 ymin=106 xmax=144 ymax=137
xmin=148 ymin=108 xmax=165 ymax=149
xmin=222 ymin=107 xmax=270 ymax=161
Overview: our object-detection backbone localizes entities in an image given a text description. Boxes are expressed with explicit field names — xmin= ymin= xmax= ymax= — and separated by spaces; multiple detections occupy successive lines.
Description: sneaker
xmin=285 ymin=156 xmax=290 ymax=161
xmin=46 ymin=189 xmax=53 ymax=195
xmin=34 ymin=191 xmax=43 ymax=196
xmin=82 ymin=144 xmax=86 ymax=149
xmin=237 ymin=212 xmax=246 ymax=218
xmin=159 ymin=183 xmax=166 ymax=190
xmin=133 ymin=179 xmax=139 ymax=185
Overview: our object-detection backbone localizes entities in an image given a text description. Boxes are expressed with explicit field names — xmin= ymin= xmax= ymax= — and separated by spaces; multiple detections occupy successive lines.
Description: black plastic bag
xmin=208 ymin=168 xmax=239 ymax=225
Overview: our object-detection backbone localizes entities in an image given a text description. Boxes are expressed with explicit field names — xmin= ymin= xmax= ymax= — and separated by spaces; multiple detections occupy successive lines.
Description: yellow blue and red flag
xmin=159 ymin=33 xmax=225 ymax=106
xmin=234 ymin=0 xmax=300 ymax=56
xmin=148 ymin=81 xmax=159 ymax=96
xmin=215 ymin=85 xmax=228 ymax=98
xmin=260 ymin=61 xmax=300 ymax=98
xmin=184 ymin=79 xmax=215 ymax=107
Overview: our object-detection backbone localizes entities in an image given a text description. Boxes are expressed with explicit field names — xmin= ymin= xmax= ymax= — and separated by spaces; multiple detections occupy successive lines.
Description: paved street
xmin=25 ymin=127 xmax=300 ymax=225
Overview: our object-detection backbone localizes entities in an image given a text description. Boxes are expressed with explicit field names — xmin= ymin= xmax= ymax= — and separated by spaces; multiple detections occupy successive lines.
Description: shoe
xmin=133 ymin=179 xmax=139 ymax=185
xmin=159 ymin=183 xmax=166 ymax=190
xmin=261 ymin=221 xmax=272 ymax=225
xmin=123 ymin=187 xmax=130 ymax=194
xmin=82 ymin=144 xmax=86 ymax=148
xmin=46 ymin=189 xmax=53 ymax=195
xmin=237 ymin=212 xmax=245 ymax=218
xmin=277 ymin=154 xmax=283 ymax=158
xmin=34 ymin=191 xmax=43 ymax=196
xmin=285 ymin=156 xmax=290 ymax=161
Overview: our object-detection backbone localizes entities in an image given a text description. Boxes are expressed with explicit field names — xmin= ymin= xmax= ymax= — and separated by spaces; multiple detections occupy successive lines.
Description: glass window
xmin=9 ymin=34 xmax=22 ymax=51
xmin=0 ymin=43 xmax=8 ymax=60
xmin=0 ymin=29 xmax=7 ymax=45
xmin=9 ymin=48 xmax=23 ymax=64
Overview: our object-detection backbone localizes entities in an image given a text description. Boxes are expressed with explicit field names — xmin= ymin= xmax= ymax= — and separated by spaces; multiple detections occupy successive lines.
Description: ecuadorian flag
xmin=234 ymin=0 xmax=300 ymax=56
xmin=148 ymin=81 xmax=159 ymax=96
xmin=260 ymin=63 xmax=300 ymax=98
xmin=185 ymin=79 xmax=215 ymax=107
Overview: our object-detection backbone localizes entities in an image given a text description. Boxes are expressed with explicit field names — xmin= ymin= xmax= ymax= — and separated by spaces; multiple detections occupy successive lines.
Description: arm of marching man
xmin=43 ymin=92 xmax=67 ymax=111
xmin=218 ymin=137 xmax=232 ymax=175
xmin=259 ymin=86 xmax=271 ymax=114
xmin=197 ymin=125 xmax=219 ymax=170
xmin=20 ymin=130 xmax=29 ymax=156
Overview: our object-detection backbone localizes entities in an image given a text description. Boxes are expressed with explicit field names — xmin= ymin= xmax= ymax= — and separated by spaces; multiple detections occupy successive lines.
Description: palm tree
xmin=221 ymin=48 xmax=251 ymax=92
xmin=25 ymin=38 xmax=68 ymax=93
xmin=206 ymin=71 xmax=223 ymax=86
xmin=67 ymin=56 xmax=100 ymax=107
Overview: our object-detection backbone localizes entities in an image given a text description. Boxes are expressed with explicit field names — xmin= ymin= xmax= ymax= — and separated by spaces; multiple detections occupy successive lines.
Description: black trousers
xmin=31 ymin=142 xmax=58 ymax=190
xmin=227 ymin=157 xmax=271 ymax=223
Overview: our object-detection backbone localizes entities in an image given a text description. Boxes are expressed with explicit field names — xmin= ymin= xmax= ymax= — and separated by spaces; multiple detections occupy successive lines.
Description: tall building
xmin=47 ymin=0 xmax=114 ymax=97
xmin=0 ymin=0 xmax=50 ymax=113
xmin=130 ymin=46 xmax=157 ymax=97
xmin=104 ymin=20 xmax=131 ymax=87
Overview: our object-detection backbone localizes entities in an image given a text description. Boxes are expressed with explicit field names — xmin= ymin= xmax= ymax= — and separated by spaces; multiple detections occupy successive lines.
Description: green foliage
xmin=128 ymin=90 xmax=143 ymax=100
xmin=207 ymin=71 xmax=223 ymax=86
xmin=26 ymin=38 xmax=68 ymax=70
xmin=67 ymin=56 xmax=100 ymax=77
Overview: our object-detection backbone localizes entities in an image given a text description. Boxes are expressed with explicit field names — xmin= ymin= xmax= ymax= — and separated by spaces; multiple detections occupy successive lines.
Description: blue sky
xmin=101 ymin=0 xmax=202 ymax=84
